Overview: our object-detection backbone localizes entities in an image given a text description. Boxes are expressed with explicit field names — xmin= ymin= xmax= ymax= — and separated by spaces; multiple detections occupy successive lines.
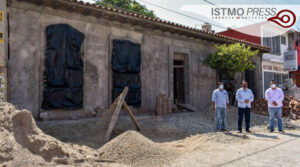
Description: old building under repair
xmin=1 ymin=0 xmax=269 ymax=119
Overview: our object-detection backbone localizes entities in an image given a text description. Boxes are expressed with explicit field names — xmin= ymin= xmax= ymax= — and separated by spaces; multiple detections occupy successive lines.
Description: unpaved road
xmin=168 ymin=129 xmax=300 ymax=167
xmin=37 ymin=107 xmax=300 ymax=167
xmin=219 ymin=135 xmax=300 ymax=167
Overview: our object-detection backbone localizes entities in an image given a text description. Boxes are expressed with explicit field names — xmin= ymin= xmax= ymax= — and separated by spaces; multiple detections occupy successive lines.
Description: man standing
xmin=265 ymin=80 xmax=284 ymax=133
xmin=212 ymin=82 xmax=230 ymax=131
xmin=236 ymin=80 xmax=254 ymax=133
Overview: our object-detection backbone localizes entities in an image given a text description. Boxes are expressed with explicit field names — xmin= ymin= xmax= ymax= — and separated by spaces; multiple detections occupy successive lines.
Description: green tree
xmin=204 ymin=43 xmax=259 ymax=80
xmin=204 ymin=43 xmax=259 ymax=104
xmin=95 ymin=0 xmax=156 ymax=18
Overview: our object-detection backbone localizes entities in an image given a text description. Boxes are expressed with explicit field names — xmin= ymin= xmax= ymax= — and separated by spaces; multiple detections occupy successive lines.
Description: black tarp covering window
xmin=112 ymin=40 xmax=141 ymax=73
xmin=42 ymin=24 xmax=85 ymax=110
xmin=112 ymin=40 xmax=141 ymax=106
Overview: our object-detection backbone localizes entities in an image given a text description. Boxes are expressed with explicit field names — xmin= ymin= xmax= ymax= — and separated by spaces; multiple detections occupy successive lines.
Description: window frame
xmin=281 ymin=35 xmax=287 ymax=45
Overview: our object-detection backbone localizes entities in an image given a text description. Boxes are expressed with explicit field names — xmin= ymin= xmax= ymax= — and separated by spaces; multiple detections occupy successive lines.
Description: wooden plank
xmin=162 ymin=98 xmax=167 ymax=115
xmin=166 ymin=98 xmax=172 ymax=113
xmin=92 ymin=96 xmax=120 ymax=136
xmin=104 ymin=87 xmax=129 ymax=141
xmin=122 ymin=101 xmax=141 ymax=131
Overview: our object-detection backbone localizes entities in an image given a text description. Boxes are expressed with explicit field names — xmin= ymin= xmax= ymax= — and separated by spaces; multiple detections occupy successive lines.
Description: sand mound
xmin=0 ymin=102 xmax=119 ymax=166
xmin=0 ymin=102 xmax=180 ymax=166
xmin=99 ymin=130 xmax=178 ymax=166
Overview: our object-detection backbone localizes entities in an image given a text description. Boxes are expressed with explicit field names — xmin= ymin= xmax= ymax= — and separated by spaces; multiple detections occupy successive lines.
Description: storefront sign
xmin=0 ymin=11 xmax=2 ymax=21
xmin=263 ymin=64 xmax=285 ymax=72
xmin=284 ymin=50 xmax=298 ymax=71
xmin=263 ymin=65 xmax=273 ymax=70
xmin=273 ymin=66 xmax=283 ymax=71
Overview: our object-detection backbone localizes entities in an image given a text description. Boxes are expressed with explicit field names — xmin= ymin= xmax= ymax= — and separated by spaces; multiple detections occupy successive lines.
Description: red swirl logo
xmin=268 ymin=9 xmax=296 ymax=28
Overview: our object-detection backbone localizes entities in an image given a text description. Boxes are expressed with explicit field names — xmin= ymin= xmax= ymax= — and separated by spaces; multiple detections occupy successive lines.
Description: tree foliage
xmin=95 ymin=0 xmax=156 ymax=18
xmin=204 ymin=43 xmax=259 ymax=76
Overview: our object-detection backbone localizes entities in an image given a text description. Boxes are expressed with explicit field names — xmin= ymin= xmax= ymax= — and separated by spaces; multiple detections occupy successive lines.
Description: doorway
xmin=173 ymin=53 xmax=185 ymax=104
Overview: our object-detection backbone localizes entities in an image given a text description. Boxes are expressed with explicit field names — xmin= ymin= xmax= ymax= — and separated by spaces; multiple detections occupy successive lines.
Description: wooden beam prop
xmin=122 ymin=101 xmax=141 ymax=131
xmin=92 ymin=97 xmax=119 ymax=136
xmin=93 ymin=86 xmax=141 ymax=142
xmin=104 ymin=87 xmax=129 ymax=141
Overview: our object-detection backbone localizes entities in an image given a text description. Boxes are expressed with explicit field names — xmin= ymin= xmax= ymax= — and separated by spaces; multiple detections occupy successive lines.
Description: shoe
xmin=246 ymin=130 xmax=252 ymax=133
xmin=238 ymin=130 xmax=242 ymax=133
xmin=269 ymin=130 xmax=274 ymax=133
xmin=279 ymin=130 xmax=285 ymax=133
xmin=221 ymin=129 xmax=227 ymax=132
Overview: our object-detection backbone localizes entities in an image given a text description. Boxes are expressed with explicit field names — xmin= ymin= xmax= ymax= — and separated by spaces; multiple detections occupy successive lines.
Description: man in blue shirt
xmin=212 ymin=82 xmax=230 ymax=131
xmin=235 ymin=80 xmax=254 ymax=133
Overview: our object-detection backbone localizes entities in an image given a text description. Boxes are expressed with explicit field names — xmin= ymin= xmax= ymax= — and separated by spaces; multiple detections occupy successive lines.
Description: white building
xmin=261 ymin=28 xmax=298 ymax=93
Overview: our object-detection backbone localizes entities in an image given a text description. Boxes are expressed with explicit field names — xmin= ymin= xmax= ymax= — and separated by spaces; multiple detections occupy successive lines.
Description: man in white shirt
xmin=235 ymin=80 xmax=254 ymax=133
xmin=265 ymin=80 xmax=284 ymax=133
xmin=212 ymin=82 xmax=230 ymax=131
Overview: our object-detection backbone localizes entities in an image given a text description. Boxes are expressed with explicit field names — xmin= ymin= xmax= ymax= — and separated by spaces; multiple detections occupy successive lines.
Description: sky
xmin=82 ymin=0 xmax=300 ymax=33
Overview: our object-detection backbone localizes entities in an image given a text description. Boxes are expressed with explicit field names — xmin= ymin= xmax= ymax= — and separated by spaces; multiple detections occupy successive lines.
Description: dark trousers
xmin=238 ymin=107 xmax=251 ymax=131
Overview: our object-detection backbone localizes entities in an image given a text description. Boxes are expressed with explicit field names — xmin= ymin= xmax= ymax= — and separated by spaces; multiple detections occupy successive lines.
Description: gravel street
xmin=38 ymin=107 xmax=300 ymax=167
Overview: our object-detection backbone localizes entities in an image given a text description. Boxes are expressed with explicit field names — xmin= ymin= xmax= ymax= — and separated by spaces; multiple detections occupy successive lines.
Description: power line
xmin=136 ymin=0 xmax=227 ymax=29
xmin=203 ymin=0 xmax=216 ymax=5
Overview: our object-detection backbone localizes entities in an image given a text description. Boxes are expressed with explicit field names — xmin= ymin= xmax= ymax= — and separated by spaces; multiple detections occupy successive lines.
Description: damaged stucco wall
xmin=141 ymin=33 xmax=216 ymax=112
xmin=8 ymin=4 xmax=113 ymax=118
xmin=0 ymin=0 xmax=7 ymax=102
xmin=7 ymin=2 xmax=262 ymax=119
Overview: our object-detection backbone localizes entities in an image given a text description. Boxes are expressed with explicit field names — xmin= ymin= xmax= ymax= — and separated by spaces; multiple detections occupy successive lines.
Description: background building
xmin=218 ymin=22 xmax=295 ymax=96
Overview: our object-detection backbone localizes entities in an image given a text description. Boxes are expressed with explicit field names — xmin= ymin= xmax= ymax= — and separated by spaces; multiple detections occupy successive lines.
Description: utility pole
xmin=0 ymin=0 xmax=7 ymax=102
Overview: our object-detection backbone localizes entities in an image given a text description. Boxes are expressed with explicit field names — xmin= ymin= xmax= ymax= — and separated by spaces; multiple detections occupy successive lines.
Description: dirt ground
xmin=37 ymin=106 xmax=300 ymax=167
xmin=2 ymin=102 xmax=300 ymax=167
xmin=167 ymin=129 xmax=300 ymax=167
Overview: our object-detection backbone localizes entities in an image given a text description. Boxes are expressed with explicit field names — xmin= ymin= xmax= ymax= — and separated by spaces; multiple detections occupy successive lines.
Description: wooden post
xmin=104 ymin=87 xmax=128 ymax=141
xmin=122 ymin=101 xmax=141 ymax=131
xmin=166 ymin=98 xmax=172 ymax=113
xmin=94 ymin=86 xmax=142 ymax=142
xmin=161 ymin=92 xmax=167 ymax=115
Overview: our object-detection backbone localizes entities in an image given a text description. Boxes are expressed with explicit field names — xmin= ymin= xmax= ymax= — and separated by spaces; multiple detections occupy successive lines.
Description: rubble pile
xmin=0 ymin=102 xmax=118 ymax=166
xmin=0 ymin=102 xmax=177 ymax=166
xmin=252 ymin=95 xmax=300 ymax=120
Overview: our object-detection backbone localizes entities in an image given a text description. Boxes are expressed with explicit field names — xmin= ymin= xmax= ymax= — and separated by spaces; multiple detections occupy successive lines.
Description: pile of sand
xmin=0 ymin=102 xmax=180 ymax=166
xmin=99 ymin=130 xmax=179 ymax=166
xmin=0 ymin=102 xmax=122 ymax=166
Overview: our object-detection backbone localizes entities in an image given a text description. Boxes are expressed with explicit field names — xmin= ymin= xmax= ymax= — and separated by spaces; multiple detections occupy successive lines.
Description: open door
xmin=173 ymin=53 xmax=185 ymax=104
